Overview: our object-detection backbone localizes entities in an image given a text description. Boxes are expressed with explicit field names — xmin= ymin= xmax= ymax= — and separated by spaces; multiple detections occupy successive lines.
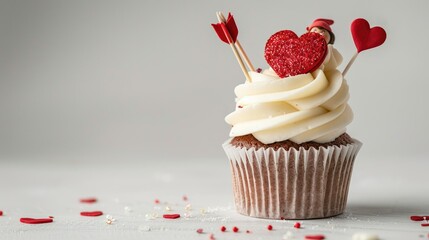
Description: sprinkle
xmin=267 ymin=224 xmax=273 ymax=230
xmin=185 ymin=204 xmax=192 ymax=211
xmin=196 ymin=228 xmax=204 ymax=234
xmin=145 ymin=213 xmax=158 ymax=220
xmin=163 ymin=214 xmax=180 ymax=219
xmin=352 ymin=233 xmax=380 ymax=240
xmin=138 ymin=225 xmax=151 ymax=232
xmin=124 ymin=206 xmax=132 ymax=213
xmin=183 ymin=195 xmax=188 ymax=201
xmin=105 ymin=215 xmax=116 ymax=225
xmin=294 ymin=222 xmax=301 ymax=228
xmin=246 ymin=230 xmax=251 ymax=233
xmin=232 ymin=226 xmax=239 ymax=232
xmin=421 ymin=223 xmax=429 ymax=227
xmin=283 ymin=231 xmax=294 ymax=240
xmin=80 ymin=211 xmax=103 ymax=217
xmin=20 ymin=218 xmax=53 ymax=224
xmin=209 ymin=233 xmax=215 ymax=240
xmin=80 ymin=197 xmax=97 ymax=203
xmin=305 ymin=235 xmax=325 ymax=240
xmin=256 ymin=68 xmax=262 ymax=73
xmin=154 ymin=199 xmax=160 ymax=204
xmin=0 ymin=211 xmax=2 ymax=216
xmin=220 ymin=226 xmax=226 ymax=232
xmin=410 ymin=215 xmax=429 ymax=221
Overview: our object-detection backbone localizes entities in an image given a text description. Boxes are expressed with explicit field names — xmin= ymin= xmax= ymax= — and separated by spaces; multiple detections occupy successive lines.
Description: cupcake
xmin=221 ymin=18 xmax=362 ymax=219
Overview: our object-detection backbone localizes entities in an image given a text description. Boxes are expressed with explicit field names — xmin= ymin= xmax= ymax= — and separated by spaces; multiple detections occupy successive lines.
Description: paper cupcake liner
xmin=223 ymin=139 xmax=362 ymax=219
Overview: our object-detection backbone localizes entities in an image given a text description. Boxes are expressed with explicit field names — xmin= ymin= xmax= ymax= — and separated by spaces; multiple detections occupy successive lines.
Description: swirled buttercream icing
xmin=225 ymin=45 xmax=353 ymax=144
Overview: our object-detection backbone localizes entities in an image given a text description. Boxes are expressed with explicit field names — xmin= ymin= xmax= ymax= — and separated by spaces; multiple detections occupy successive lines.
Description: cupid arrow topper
xmin=343 ymin=18 xmax=387 ymax=76
xmin=212 ymin=12 xmax=254 ymax=82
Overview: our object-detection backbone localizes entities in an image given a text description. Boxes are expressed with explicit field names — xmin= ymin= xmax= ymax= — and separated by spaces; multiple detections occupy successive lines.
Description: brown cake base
xmin=223 ymin=134 xmax=361 ymax=219
xmin=231 ymin=133 xmax=354 ymax=151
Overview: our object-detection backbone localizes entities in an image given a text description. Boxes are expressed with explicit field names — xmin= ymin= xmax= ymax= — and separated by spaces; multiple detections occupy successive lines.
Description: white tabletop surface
xmin=1 ymin=156 xmax=428 ymax=240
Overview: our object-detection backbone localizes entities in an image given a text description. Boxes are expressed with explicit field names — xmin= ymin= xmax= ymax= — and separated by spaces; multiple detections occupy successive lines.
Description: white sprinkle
xmin=138 ymin=225 xmax=151 ymax=232
xmin=185 ymin=204 xmax=192 ymax=211
xmin=352 ymin=233 xmax=380 ymax=240
xmin=282 ymin=231 xmax=295 ymax=240
xmin=145 ymin=213 xmax=158 ymax=220
xmin=124 ymin=206 xmax=132 ymax=213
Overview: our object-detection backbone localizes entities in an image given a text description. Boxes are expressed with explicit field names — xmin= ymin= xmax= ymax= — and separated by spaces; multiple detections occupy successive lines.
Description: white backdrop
xmin=0 ymin=0 xmax=428 ymax=163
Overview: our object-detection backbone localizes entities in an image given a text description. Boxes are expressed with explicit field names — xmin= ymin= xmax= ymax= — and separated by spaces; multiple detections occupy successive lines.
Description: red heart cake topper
xmin=264 ymin=30 xmax=327 ymax=78
xmin=351 ymin=18 xmax=386 ymax=53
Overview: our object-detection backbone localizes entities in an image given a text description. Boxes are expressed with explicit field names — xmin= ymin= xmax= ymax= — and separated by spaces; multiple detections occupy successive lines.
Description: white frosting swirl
xmin=225 ymin=45 xmax=353 ymax=144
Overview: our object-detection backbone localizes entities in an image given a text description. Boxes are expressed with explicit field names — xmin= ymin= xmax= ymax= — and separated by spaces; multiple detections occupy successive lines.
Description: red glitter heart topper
xmin=264 ymin=30 xmax=327 ymax=78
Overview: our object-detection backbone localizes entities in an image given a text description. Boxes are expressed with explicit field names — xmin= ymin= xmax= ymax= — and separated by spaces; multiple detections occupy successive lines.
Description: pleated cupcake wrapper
xmin=223 ymin=139 xmax=362 ymax=219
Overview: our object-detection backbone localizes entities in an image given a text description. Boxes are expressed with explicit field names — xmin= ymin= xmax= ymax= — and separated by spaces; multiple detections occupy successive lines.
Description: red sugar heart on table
xmin=265 ymin=30 xmax=327 ymax=78
xmin=80 ymin=211 xmax=103 ymax=217
xmin=20 ymin=217 xmax=53 ymax=224
xmin=163 ymin=214 xmax=181 ymax=219
xmin=80 ymin=197 xmax=97 ymax=203
xmin=351 ymin=18 xmax=386 ymax=53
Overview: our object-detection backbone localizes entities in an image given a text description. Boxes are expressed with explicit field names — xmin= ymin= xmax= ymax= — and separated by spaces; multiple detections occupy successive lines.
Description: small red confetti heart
xmin=80 ymin=211 xmax=103 ymax=217
xmin=265 ymin=30 xmax=327 ymax=78
xmin=220 ymin=226 xmax=226 ymax=232
xmin=20 ymin=218 xmax=53 ymax=224
xmin=163 ymin=214 xmax=180 ymax=219
xmin=294 ymin=222 xmax=301 ymax=228
xmin=80 ymin=198 xmax=97 ymax=203
xmin=305 ymin=234 xmax=325 ymax=240
xmin=196 ymin=228 xmax=204 ymax=233
xmin=351 ymin=18 xmax=386 ymax=53
xmin=232 ymin=226 xmax=239 ymax=232
xmin=267 ymin=225 xmax=273 ymax=230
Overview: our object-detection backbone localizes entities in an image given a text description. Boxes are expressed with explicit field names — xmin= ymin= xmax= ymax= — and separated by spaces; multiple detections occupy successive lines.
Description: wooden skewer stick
xmin=218 ymin=12 xmax=255 ymax=72
xmin=216 ymin=12 xmax=251 ymax=83
xmin=342 ymin=52 xmax=359 ymax=77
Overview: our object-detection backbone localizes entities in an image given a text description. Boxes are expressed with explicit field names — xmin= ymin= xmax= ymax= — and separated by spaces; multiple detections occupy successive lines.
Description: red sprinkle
xmin=154 ymin=199 xmax=160 ymax=204
xmin=80 ymin=211 xmax=103 ymax=217
xmin=0 ymin=211 xmax=3 ymax=216
xmin=80 ymin=198 xmax=97 ymax=203
xmin=232 ymin=226 xmax=239 ymax=232
xmin=196 ymin=228 xmax=204 ymax=233
xmin=20 ymin=218 xmax=53 ymax=224
xmin=246 ymin=230 xmax=251 ymax=233
xmin=163 ymin=214 xmax=180 ymax=219
xmin=294 ymin=222 xmax=301 ymax=228
xmin=305 ymin=235 xmax=325 ymax=240
xmin=220 ymin=226 xmax=226 ymax=232
xmin=267 ymin=224 xmax=273 ymax=230
xmin=421 ymin=223 xmax=429 ymax=227
xmin=410 ymin=215 xmax=429 ymax=221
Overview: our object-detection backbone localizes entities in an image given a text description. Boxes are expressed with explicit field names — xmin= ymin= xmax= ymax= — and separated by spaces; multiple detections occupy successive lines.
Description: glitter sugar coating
xmin=264 ymin=30 xmax=327 ymax=78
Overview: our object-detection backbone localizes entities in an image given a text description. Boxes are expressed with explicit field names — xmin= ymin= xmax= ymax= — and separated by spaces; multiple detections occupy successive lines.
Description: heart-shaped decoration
xmin=264 ymin=30 xmax=327 ymax=78
xmin=351 ymin=18 xmax=386 ymax=53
